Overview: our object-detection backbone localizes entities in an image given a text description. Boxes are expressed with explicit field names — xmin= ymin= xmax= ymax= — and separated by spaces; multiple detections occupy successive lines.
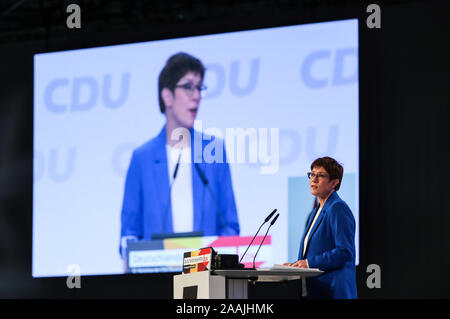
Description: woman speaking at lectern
xmin=285 ymin=157 xmax=357 ymax=299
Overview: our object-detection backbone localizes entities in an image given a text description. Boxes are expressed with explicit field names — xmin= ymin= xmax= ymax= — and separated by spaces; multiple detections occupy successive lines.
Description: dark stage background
xmin=0 ymin=0 xmax=448 ymax=299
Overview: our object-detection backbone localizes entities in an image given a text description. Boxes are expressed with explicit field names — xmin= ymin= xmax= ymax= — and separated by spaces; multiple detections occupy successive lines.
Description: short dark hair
xmin=158 ymin=52 xmax=205 ymax=113
xmin=311 ymin=156 xmax=344 ymax=191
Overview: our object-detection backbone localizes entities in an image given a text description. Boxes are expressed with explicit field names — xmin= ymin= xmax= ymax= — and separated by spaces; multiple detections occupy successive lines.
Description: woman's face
xmin=163 ymin=71 xmax=202 ymax=129
xmin=309 ymin=166 xmax=338 ymax=198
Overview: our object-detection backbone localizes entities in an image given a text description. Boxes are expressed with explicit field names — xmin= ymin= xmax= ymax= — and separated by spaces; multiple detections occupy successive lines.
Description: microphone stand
xmin=252 ymin=213 xmax=279 ymax=269
xmin=239 ymin=209 xmax=277 ymax=265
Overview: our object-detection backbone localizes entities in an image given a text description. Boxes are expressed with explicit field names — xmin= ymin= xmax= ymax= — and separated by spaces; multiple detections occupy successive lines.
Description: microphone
xmin=172 ymin=153 xmax=181 ymax=180
xmin=264 ymin=208 xmax=277 ymax=223
xmin=194 ymin=162 xmax=208 ymax=185
xmin=252 ymin=213 xmax=279 ymax=269
xmin=239 ymin=209 xmax=277 ymax=264
xmin=194 ymin=163 xmax=227 ymax=233
xmin=162 ymin=152 xmax=182 ymax=231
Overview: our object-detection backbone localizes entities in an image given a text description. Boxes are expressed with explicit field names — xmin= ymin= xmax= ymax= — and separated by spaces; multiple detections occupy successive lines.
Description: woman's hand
xmin=283 ymin=260 xmax=308 ymax=268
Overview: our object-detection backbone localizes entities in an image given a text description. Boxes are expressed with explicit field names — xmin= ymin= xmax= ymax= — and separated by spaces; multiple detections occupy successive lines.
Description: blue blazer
xmin=120 ymin=126 xmax=240 ymax=241
xmin=298 ymin=191 xmax=357 ymax=299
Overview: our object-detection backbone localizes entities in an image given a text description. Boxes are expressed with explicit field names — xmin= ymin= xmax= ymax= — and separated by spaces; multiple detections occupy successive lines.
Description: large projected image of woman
xmin=120 ymin=52 xmax=240 ymax=258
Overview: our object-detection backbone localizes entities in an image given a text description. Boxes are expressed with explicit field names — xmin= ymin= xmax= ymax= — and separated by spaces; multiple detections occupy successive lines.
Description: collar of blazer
xmin=152 ymin=125 xmax=204 ymax=164
xmin=302 ymin=191 xmax=340 ymax=258
xmin=150 ymin=124 xmax=206 ymax=232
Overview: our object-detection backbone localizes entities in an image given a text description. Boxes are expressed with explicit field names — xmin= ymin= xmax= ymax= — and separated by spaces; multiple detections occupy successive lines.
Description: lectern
xmin=173 ymin=267 xmax=323 ymax=299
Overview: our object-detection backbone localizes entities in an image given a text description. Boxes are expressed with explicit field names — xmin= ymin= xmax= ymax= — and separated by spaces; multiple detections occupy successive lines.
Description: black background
xmin=0 ymin=0 xmax=448 ymax=299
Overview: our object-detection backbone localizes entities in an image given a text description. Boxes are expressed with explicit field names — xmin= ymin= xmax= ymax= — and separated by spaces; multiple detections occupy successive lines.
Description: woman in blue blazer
xmin=120 ymin=53 xmax=240 ymax=259
xmin=285 ymin=156 xmax=357 ymax=299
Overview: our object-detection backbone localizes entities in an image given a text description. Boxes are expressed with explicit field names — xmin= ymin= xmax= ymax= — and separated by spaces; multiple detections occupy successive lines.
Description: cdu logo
xmin=300 ymin=48 xmax=357 ymax=88
xmin=278 ymin=125 xmax=339 ymax=165
xmin=203 ymin=58 xmax=260 ymax=99
xmin=34 ymin=148 xmax=76 ymax=183
xmin=44 ymin=73 xmax=131 ymax=113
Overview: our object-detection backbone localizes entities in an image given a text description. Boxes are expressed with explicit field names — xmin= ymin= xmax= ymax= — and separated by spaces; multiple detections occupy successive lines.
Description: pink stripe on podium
xmin=243 ymin=262 xmax=265 ymax=269
xmin=209 ymin=235 xmax=271 ymax=247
